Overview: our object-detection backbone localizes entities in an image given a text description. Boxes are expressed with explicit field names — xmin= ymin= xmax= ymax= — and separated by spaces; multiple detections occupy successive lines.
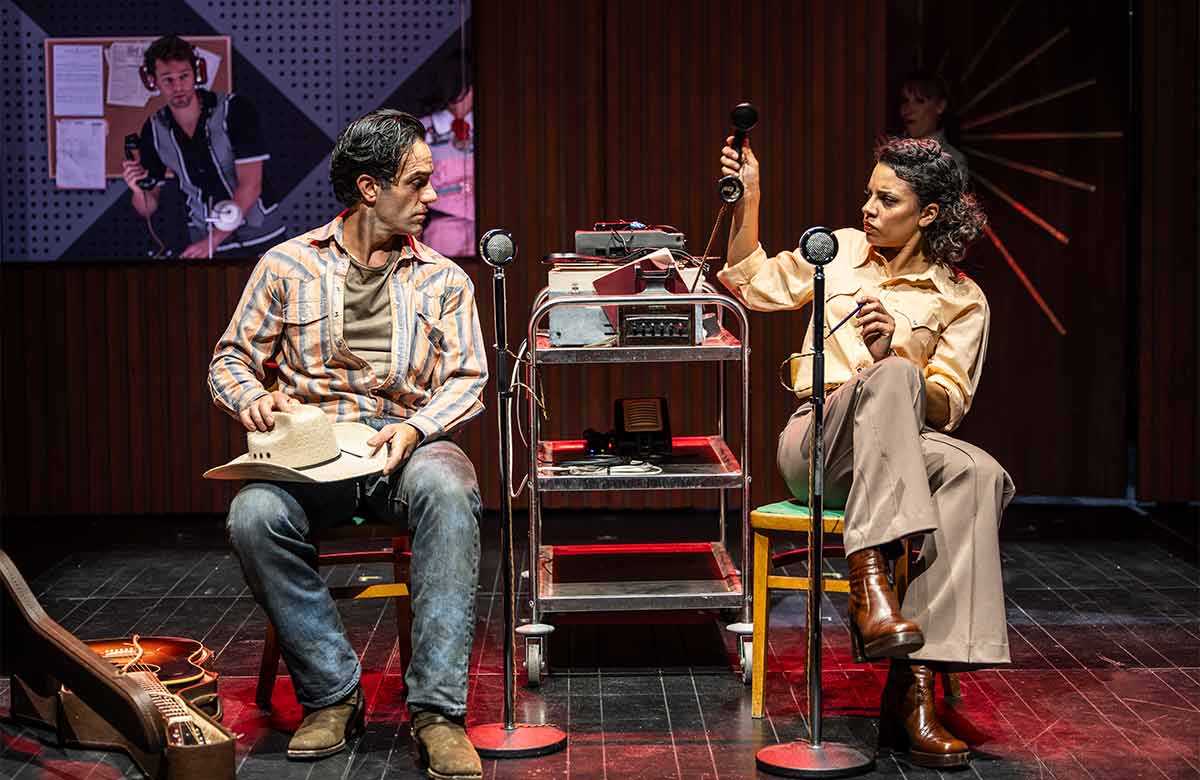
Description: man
xmin=208 ymin=109 xmax=487 ymax=778
xmin=123 ymin=35 xmax=285 ymax=258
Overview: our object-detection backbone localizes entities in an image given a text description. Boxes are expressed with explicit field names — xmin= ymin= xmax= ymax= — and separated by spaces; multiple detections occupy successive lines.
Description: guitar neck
xmin=128 ymin=672 xmax=207 ymax=746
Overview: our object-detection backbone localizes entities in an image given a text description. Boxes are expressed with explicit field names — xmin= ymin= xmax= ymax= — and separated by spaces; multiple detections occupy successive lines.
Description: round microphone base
xmin=468 ymin=722 xmax=567 ymax=759
xmin=756 ymin=740 xmax=875 ymax=778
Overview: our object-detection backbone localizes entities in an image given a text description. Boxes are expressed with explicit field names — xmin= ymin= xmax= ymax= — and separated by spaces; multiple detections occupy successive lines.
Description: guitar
xmin=124 ymin=667 xmax=208 ymax=747
xmin=85 ymin=635 xmax=218 ymax=695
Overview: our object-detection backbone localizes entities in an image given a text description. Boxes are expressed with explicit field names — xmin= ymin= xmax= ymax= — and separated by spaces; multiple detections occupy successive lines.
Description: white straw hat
xmin=204 ymin=405 xmax=386 ymax=483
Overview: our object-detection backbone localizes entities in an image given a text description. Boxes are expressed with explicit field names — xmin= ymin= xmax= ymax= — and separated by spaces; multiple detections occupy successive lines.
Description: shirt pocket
xmin=823 ymin=283 xmax=862 ymax=336
xmin=411 ymin=309 xmax=447 ymax=386
xmin=278 ymin=278 xmax=329 ymax=368
xmin=890 ymin=298 xmax=942 ymax=360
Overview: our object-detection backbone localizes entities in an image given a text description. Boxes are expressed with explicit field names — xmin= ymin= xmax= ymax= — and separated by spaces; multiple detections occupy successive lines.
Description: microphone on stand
xmin=468 ymin=227 xmax=567 ymax=759
xmin=717 ymin=102 xmax=760 ymax=204
xmin=757 ymin=223 xmax=873 ymax=777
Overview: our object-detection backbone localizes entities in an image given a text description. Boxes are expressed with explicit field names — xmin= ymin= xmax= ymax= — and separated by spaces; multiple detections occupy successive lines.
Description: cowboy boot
xmin=878 ymin=660 xmax=969 ymax=768
xmin=411 ymin=710 xmax=483 ymax=780
xmin=287 ymin=683 xmax=366 ymax=760
xmin=847 ymin=547 xmax=924 ymax=660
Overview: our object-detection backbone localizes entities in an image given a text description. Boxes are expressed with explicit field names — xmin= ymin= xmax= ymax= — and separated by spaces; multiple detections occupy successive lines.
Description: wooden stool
xmin=748 ymin=499 xmax=961 ymax=718
xmin=749 ymin=499 xmax=847 ymax=718
xmin=255 ymin=519 xmax=412 ymax=709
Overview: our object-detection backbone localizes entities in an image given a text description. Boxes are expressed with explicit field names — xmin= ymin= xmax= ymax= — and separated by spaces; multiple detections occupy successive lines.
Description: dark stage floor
xmin=1 ymin=510 xmax=1198 ymax=779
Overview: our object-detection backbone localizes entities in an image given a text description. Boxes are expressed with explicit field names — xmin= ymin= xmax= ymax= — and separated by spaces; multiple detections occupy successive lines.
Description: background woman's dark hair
xmin=900 ymin=68 xmax=960 ymax=142
xmin=329 ymin=110 xmax=427 ymax=208
xmin=143 ymin=35 xmax=197 ymax=75
xmin=875 ymin=136 xmax=986 ymax=265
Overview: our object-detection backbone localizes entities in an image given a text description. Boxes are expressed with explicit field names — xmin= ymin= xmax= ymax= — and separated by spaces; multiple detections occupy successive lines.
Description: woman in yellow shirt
xmin=718 ymin=136 xmax=1014 ymax=769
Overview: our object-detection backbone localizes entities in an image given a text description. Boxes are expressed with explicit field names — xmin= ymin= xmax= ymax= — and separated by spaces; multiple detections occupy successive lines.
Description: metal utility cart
xmin=518 ymin=290 xmax=752 ymax=686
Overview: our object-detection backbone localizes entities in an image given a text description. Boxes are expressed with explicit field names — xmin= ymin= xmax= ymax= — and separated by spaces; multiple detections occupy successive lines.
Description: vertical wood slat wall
xmin=1138 ymin=0 xmax=1199 ymax=502
xmin=4 ymin=1 xmax=1192 ymax=515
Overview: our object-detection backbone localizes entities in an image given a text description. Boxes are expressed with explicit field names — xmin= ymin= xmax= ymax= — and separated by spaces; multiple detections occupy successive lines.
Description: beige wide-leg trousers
xmin=777 ymin=356 xmax=1015 ymax=666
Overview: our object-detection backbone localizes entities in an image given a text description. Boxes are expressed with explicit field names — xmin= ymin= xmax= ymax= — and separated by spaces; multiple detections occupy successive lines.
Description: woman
xmin=717 ymin=135 xmax=1014 ymax=769
xmin=899 ymin=69 xmax=968 ymax=177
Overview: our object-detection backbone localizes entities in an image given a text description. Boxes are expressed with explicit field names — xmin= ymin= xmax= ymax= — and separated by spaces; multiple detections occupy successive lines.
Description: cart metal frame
xmin=519 ymin=290 xmax=753 ymax=685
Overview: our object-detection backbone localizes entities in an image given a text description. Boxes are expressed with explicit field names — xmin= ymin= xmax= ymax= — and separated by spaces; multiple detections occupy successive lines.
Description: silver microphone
xmin=478 ymin=228 xmax=516 ymax=267
xmin=799 ymin=226 xmax=838 ymax=266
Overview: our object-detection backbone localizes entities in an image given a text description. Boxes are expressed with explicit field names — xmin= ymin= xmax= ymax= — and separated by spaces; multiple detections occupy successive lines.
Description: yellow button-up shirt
xmin=717 ymin=228 xmax=989 ymax=432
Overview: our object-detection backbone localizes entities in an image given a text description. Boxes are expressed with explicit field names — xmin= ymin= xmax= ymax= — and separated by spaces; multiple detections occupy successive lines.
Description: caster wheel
xmin=525 ymin=638 xmax=543 ymax=688
xmin=738 ymin=636 xmax=753 ymax=685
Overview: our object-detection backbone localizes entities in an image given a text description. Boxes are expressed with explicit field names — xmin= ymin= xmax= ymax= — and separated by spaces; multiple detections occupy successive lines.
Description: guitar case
xmin=1 ymin=549 xmax=235 ymax=779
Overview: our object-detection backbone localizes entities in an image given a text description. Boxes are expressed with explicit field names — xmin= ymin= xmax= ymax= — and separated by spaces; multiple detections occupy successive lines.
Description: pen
xmin=828 ymin=300 xmax=866 ymax=336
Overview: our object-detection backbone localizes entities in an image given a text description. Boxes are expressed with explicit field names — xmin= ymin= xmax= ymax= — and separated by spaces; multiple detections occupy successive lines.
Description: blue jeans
xmin=226 ymin=428 xmax=481 ymax=715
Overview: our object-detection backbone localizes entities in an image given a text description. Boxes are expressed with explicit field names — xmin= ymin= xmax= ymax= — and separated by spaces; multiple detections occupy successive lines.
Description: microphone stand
xmin=467 ymin=255 xmax=567 ymax=759
xmin=756 ymin=258 xmax=873 ymax=778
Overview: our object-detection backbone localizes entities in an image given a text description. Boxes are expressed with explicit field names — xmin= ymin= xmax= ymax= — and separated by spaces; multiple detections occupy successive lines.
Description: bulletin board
xmin=44 ymin=36 xmax=232 ymax=181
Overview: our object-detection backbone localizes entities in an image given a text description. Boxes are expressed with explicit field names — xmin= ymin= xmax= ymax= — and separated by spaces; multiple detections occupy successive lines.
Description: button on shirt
xmin=716 ymin=228 xmax=990 ymax=432
xmin=208 ymin=214 xmax=488 ymax=439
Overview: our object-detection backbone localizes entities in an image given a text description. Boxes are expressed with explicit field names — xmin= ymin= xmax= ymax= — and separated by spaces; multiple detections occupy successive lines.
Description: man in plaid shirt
xmin=209 ymin=109 xmax=487 ymax=778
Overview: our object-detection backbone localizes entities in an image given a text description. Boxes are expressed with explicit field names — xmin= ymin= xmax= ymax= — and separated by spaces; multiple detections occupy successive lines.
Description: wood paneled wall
xmin=4 ymin=1 xmax=1191 ymax=516
xmin=1138 ymin=0 xmax=1199 ymax=502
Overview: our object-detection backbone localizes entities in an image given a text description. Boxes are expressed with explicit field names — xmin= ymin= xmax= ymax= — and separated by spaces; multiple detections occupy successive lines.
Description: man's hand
xmin=367 ymin=423 xmax=422 ymax=475
xmin=181 ymin=238 xmax=211 ymax=259
xmin=720 ymin=135 xmax=760 ymax=201
xmin=121 ymin=159 xmax=149 ymax=191
xmin=855 ymin=295 xmax=896 ymax=362
xmin=239 ymin=390 xmax=301 ymax=432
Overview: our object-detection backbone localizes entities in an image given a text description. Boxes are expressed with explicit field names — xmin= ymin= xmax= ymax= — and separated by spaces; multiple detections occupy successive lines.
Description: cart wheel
xmin=738 ymin=636 xmax=753 ymax=685
xmin=525 ymin=637 xmax=543 ymax=688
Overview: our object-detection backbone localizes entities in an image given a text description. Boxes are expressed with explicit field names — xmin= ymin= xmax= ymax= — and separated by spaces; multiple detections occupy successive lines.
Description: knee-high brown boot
xmin=847 ymin=547 xmax=924 ymax=660
xmin=878 ymin=660 xmax=969 ymax=768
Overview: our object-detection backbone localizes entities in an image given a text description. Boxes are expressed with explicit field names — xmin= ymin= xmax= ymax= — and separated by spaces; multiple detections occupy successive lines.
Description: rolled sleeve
xmin=207 ymin=256 xmax=283 ymax=418
xmin=715 ymin=243 xmax=816 ymax=312
xmin=922 ymin=298 xmax=989 ymax=432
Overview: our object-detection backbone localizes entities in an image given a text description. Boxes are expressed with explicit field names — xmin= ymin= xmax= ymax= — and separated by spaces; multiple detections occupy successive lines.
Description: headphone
xmin=138 ymin=39 xmax=208 ymax=91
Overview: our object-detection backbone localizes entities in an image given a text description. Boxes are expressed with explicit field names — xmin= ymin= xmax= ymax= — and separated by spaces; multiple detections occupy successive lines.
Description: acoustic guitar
xmin=84 ymin=634 xmax=222 ymax=721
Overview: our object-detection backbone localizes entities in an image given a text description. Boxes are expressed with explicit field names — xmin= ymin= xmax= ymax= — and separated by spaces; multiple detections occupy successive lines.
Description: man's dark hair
xmin=329 ymin=109 xmax=427 ymax=208
xmin=143 ymin=34 xmax=197 ymax=75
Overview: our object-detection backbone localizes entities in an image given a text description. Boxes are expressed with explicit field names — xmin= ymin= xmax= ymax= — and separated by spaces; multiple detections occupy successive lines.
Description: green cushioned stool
xmin=747 ymin=499 xmax=849 ymax=718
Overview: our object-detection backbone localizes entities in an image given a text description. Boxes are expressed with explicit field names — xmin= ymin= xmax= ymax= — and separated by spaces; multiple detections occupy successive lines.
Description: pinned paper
xmin=106 ymin=42 xmax=155 ymax=107
xmin=55 ymin=118 xmax=107 ymax=190
xmin=52 ymin=44 xmax=104 ymax=116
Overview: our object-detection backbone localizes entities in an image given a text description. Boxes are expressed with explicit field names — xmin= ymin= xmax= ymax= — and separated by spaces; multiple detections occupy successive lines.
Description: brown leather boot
xmin=287 ymin=683 xmax=366 ymax=760
xmin=847 ymin=547 xmax=924 ymax=660
xmin=411 ymin=710 xmax=483 ymax=780
xmin=878 ymin=661 xmax=969 ymax=768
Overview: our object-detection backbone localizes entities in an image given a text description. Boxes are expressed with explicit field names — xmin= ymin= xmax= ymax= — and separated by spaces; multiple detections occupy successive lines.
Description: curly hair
xmin=875 ymin=136 xmax=986 ymax=265
xmin=143 ymin=35 xmax=197 ymax=76
xmin=329 ymin=109 xmax=427 ymax=208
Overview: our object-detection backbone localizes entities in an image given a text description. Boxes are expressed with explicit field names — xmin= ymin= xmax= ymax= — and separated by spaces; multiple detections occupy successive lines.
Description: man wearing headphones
xmin=122 ymin=35 xmax=286 ymax=258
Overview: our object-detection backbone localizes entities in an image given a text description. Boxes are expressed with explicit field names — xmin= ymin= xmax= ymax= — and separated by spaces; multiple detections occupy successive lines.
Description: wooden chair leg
xmin=256 ymin=621 xmax=281 ymax=709
xmin=942 ymin=672 xmax=963 ymax=702
xmin=392 ymin=536 xmax=413 ymax=677
xmin=751 ymin=529 xmax=770 ymax=719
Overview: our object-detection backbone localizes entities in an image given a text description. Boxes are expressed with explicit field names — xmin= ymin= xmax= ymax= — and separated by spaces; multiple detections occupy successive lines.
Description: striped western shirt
xmin=208 ymin=213 xmax=488 ymax=439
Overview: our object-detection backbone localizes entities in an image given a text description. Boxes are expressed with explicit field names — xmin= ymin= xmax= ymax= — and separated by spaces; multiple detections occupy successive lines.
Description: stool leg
xmin=256 ymin=621 xmax=281 ymax=709
xmin=942 ymin=671 xmax=963 ymax=702
xmin=393 ymin=536 xmax=413 ymax=679
xmin=751 ymin=529 xmax=770 ymax=719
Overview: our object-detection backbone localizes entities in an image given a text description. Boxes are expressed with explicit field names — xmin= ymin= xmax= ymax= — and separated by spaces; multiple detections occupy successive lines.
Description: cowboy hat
xmin=204 ymin=404 xmax=386 ymax=483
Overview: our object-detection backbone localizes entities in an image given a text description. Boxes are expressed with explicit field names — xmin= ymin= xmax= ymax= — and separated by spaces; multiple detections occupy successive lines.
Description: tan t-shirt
xmin=716 ymin=228 xmax=990 ymax=432
xmin=343 ymin=253 xmax=401 ymax=378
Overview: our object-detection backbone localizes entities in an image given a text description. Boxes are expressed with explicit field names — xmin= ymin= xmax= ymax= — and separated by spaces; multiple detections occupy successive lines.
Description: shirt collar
xmin=308 ymin=211 xmax=432 ymax=263
xmin=164 ymin=88 xmax=215 ymax=134
xmin=856 ymin=238 xmax=959 ymax=294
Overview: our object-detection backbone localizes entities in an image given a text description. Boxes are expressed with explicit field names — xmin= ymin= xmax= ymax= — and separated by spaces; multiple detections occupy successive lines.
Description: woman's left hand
xmin=855 ymin=295 xmax=895 ymax=362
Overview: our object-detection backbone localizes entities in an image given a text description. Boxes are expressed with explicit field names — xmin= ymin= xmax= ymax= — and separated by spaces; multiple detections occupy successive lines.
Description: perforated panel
xmin=1 ymin=0 xmax=471 ymax=261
